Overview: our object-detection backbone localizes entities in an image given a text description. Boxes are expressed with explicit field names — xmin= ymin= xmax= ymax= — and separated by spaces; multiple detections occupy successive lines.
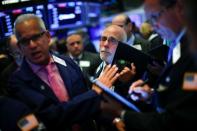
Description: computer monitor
xmin=0 ymin=0 xmax=47 ymax=11
xmin=47 ymin=1 xmax=85 ymax=30
xmin=0 ymin=5 xmax=47 ymax=39
xmin=83 ymin=2 xmax=101 ymax=25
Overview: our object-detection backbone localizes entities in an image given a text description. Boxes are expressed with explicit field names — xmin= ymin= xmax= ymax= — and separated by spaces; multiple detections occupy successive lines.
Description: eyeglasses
xmin=100 ymin=36 xmax=119 ymax=45
xmin=148 ymin=9 xmax=165 ymax=25
xmin=18 ymin=31 xmax=46 ymax=46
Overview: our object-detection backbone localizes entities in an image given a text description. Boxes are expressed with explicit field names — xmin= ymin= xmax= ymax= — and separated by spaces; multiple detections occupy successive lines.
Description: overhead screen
xmin=0 ymin=5 xmax=47 ymax=39
xmin=0 ymin=1 xmax=101 ymax=39
xmin=0 ymin=0 xmax=47 ymax=10
xmin=47 ymin=1 xmax=85 ymax=30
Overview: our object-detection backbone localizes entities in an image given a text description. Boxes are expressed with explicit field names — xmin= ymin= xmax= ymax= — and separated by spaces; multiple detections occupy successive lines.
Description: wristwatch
xmin=113 ymin=110 xmax=126 ymax=124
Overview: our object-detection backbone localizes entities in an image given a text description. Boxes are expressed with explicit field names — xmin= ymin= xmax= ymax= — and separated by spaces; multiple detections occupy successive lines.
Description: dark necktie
xmin=73 ymin=57 xmax=80 ymax=65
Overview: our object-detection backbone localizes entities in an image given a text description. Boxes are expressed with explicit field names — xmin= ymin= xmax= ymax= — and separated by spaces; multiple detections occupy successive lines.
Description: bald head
xmin=112 ymin=14 xmax=128 ymax=26
xmin=102 ymin=25 xmax=127 ymax=43
xmin=112 ymin=14 xmax=132 ymax=41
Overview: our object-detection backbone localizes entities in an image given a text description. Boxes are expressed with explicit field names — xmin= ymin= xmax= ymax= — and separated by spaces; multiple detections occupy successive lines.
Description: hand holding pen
xmin=128 ymin=79 xmax=154 ymax=101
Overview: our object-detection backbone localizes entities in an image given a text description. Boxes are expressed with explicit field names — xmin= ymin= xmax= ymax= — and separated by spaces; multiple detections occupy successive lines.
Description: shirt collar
xmin=69 ymin=53 xmax=82 ymax=60
xmin=27 ymin=55 xmax=54 ymax=73
xmin=127 ymin=34 xmax=135 ymax=46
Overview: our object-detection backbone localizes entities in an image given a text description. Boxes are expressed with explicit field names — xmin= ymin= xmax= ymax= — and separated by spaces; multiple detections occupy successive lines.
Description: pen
xmin=139 ymin=79 xmax=149 ymax=86
xmin=127 ymin=79 xmax=149 ymax=99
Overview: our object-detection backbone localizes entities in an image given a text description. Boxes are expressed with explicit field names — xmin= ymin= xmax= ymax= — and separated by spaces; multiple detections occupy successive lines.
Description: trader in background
xmin=140 ymin=21 xmax=163 ymax=49
xmin=112 ymin=14 xmax=150 ymax=52
xmin=66 ymin=33 xmax=101 ymax=87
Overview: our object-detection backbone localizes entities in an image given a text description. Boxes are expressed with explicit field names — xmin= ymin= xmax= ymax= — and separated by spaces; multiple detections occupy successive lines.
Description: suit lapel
xmin=94 ymin=62 xmax=104 ymax=78
xmin=134 ymin=37 xmax=145 ymax=51
xmin=155 ymin=34 xmax=190 ymax=89
xmin=19 ymin=60 xmax=59 ymax=102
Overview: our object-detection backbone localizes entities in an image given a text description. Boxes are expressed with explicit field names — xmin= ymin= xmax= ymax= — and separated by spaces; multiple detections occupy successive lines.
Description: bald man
xmin=95 ymin=24 xmax=136 ymax=131
xmin=95 ymin=25 xmax=136 ymax=98
xmin=112 ymin=14 xmax=150 ymax=52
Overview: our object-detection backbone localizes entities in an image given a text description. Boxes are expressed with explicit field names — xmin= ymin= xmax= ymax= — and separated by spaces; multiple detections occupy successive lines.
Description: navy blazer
xmin=8 ymin=54 xmax=101 ymax=130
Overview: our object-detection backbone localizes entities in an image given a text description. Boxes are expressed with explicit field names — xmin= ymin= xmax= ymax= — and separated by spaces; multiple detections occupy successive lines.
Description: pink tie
xmin=45 ymin=64 xmax=69 ymax=102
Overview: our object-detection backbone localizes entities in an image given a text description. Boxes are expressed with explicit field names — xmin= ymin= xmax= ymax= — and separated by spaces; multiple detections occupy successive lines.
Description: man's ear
xmin=45 ymin=31 xmax=51 ymax=38
xmin=128 ymin=23 xmax=133 ymax=31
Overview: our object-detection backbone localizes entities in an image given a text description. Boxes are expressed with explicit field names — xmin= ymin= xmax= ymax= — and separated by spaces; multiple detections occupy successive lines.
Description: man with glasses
xmin=145 ymin=0 xmax=178 ymax=43
xmin=112 ymin=14 xmax=150 ymax=52
xmin=95 ymin=24 xmax=136 ymax=131
xmin=66 ymin=33 xmax=101 ymax=87
xmin=8 ymin=14 xmax=120 ymax=131
xmin=99 ymin=0 xmax=197 ymax=131
xmin=95 ymin=25 xmax=136 ymax=97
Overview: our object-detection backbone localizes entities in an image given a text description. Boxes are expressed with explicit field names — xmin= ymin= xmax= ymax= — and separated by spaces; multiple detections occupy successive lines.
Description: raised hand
xmin=92 ymin=65 xmax=120 ymax=94
xmin=128 ymin=79 xmax=153 ymax=101
xmin=118 ymin=63 xmax=136 ymax=83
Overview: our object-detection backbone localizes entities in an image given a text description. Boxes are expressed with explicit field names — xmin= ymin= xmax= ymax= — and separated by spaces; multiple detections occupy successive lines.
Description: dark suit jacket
xmin=123 ymin=34 xmax=197 ymax=131
xmin=148 ymin=33 xmax=163 ymax=50
xmin=0 ymin=55 xmax=18 ymax=95
xmin=95 ymin=62 xmax=131 ymax=99
xmin=67 ymin=51 xmax=101 ymax=87
xmin=80 ymin=51 xmax=101 ymax=77
xmin=133 ymin=35 xmax=151 ymax=53
xmin=8 ymin=53 xmax=101 ymax=131
xmin=80 ymin=52 xmax=101 ymax=87
xmin=0 ymin=96 xmax=31 ymax=131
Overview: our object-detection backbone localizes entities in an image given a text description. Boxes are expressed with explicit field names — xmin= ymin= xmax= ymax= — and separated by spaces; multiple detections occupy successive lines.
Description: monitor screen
xmin=0 ymin=5 xmax=47 ymax=39
xmin=0 ymin=0 xmax=47 ymax=10
xmin=84 ymin=2 xmax=101 ymax=25
xmin=47 ymin=1 xmax=85 ymax=30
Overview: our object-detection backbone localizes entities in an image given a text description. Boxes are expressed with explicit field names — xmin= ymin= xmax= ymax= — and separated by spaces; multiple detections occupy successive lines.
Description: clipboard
xmin=112 ymin=42 xmax=169 ymax=77
xmin=93 ymin=79 xmax=141 ymax=112
xmin=112 ymin=41 xmax=150 ymax=78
